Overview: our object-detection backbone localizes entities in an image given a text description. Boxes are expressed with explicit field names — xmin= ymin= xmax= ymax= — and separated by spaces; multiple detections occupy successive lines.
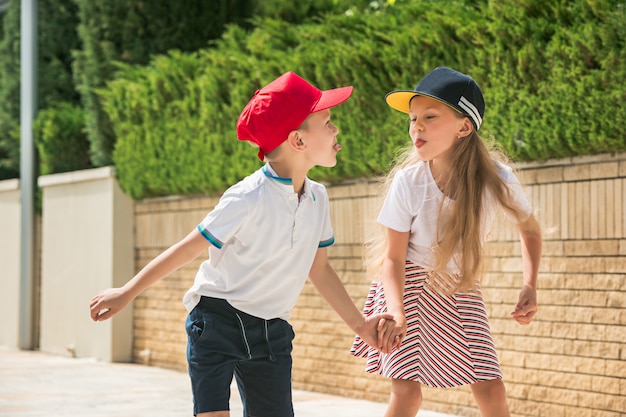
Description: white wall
xmin=0 ymin=179 xmax=21 ymax=348
xmin=38 ymin=167 xmax=134 ymax=361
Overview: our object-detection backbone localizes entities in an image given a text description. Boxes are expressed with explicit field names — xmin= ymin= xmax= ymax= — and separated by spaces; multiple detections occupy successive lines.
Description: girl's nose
xmin=410 ymin=121 xmax=423 ymax=134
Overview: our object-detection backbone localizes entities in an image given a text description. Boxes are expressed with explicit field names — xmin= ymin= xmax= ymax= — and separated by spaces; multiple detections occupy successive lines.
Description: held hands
xmin=354 ymin=313 xmax=400 ymax=354
xmin=354 ymin=312 xmax=406 ymax=354
xmin=511 ymin=285 xmax=538 ymax=325
xmin=376 ymin=314 xmax=406 ymax=353
xmin=89 ymin=287 xmax=132 ymax=322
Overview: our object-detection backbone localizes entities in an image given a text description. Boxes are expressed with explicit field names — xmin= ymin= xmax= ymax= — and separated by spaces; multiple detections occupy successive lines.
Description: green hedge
xmin=73 ymin=0 xmax=377 ymax=172
xmin=0 ymin=9 xmax=5 ymax=178
xmin=251 ymin=0 xmax=375 ymax=22
xmin=101 ymin=0 xmax=625 ymax=199
xmin=472 ymin=0 xmax=626 ymax=160
xmin=0 ymin=0 xmax=21 ymax=179
xmin=35 ymin=102 xmax=91 ymax=176
xmin=72 ymin=0 xmax=258 ymax=168
xmin=103 ymin=2 xmax=475 ymax=198
xmin=0 ymin=0 xmax=82 ymax=179
xmin=0 ymin=0 xmax=379 ymax=180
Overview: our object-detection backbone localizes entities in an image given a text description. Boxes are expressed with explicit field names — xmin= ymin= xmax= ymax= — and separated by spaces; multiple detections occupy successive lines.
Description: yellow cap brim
xmin=385 ymin=90 xmax=466 ymax=117
xmin=384 ymin=91 xmax=417 ymax=114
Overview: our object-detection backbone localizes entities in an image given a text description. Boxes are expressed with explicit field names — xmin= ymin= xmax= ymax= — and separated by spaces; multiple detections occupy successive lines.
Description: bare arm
xmin=308 ymin=247 xmax=395 ymax=353
xmin=511 ymin=213 xmax=542 ymax=325
xmin=379 ymin=228 xmax=411 ymax=350
xmin=90 ymin=228 xmax=210 ymax=321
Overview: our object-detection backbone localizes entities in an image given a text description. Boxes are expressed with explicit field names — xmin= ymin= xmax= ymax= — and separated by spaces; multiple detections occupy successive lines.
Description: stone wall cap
xmin=514 ymin=151 xmax=626 ymax=170
xmin=0 ymin=178 xmax=19 ymax=191
xmin=38 ymin=166 xmax=116 ymax=187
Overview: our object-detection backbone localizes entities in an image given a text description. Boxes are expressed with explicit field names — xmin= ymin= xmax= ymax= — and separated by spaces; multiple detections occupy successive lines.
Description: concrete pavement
xmin=0 ymin=348 xmax=458 ymax=417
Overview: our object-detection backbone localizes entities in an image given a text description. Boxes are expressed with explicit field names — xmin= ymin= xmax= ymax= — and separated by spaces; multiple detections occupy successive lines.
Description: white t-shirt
xmin=182 ymin=164 xmax=334 ymax=320
xmin=377 ymin=160 xmax=531 ymax=273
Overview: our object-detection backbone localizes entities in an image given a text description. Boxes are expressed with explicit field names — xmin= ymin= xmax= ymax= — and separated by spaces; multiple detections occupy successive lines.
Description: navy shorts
xmin=186 ymin=296 xmax=295 ymax=416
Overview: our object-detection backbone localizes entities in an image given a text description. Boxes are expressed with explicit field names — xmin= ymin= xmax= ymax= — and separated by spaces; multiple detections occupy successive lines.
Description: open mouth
xmin=333 ymin=143 xmax=342 ymax=151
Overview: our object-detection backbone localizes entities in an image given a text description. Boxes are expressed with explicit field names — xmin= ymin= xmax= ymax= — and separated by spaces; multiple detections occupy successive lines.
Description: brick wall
xmin=132 ymin=153 xmax=626 ymax=417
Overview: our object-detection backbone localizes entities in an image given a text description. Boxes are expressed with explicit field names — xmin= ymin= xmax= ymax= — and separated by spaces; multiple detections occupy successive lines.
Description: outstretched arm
xmin=308 ymin=247 xmax=397 ymax=353
xmin=90 ymin=228 xmax=210 ymax=321
xmin=511 ymin=213 xmax=542 ymax=325
xmin=378 ymin=228 xmax=411 ymax=351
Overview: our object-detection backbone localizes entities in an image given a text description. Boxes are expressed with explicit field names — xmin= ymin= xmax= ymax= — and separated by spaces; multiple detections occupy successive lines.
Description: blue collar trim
xmin=262 ymin=165 xmax=293 ymax=185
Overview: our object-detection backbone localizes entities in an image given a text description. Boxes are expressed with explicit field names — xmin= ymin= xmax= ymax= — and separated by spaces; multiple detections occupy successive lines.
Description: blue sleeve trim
xmin=197 ymin=225 xmax=223 ymax=249
xmin=318 ymin=236 xmax=335 ymax=248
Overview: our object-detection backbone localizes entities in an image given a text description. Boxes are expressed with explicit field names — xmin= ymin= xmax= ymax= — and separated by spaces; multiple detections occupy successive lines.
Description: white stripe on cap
xmin=458 ymin=96 xmax=482 ymax=129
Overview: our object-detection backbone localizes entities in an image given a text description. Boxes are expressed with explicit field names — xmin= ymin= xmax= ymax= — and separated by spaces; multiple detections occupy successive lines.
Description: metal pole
xmin=19 ymin=0 xmax=37 ymax=350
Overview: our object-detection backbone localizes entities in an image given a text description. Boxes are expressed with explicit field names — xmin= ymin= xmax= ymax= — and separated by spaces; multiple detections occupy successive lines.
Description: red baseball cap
xmin=236 ymin=71 xmax=354 ymax=161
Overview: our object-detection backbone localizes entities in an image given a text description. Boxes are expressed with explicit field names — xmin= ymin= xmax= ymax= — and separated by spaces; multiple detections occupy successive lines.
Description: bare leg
xmin=383 ymin=379 xmax=422 ymax=417
xmin=470 ymin=379 xmax=510 ymax=417
xmin=197 ymin=411 xmax=229 ymax=417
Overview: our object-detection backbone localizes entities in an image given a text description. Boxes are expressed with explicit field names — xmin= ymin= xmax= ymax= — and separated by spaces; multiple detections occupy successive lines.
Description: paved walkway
xmin=0 ymin=348 xmax=458 ymax=417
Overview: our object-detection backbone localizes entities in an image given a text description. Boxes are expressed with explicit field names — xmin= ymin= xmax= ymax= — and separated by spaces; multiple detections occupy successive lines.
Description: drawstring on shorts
xmin=264 ymin=320 xmax=276 ymax=362
xmin=234 ymin=312 xmax=276 ymax=362
xmin=235 ymin=313 xmax=253 ymax=360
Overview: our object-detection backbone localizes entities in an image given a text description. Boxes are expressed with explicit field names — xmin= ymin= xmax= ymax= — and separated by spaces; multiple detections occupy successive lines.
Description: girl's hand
xmin=511 ymin=285 xmax=538 ymax=325
xmin=355 ymin=312 xmax=395 ymax=353
xmin=377 ymin=314 xmax=407 ymax=352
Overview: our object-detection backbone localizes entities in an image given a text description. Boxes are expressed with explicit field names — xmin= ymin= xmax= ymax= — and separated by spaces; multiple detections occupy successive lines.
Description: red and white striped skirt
xmin=350 ymin=262 xmax=503 ymax=388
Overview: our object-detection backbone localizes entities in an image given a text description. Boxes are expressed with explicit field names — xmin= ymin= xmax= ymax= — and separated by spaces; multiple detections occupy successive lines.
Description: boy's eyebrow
xmin=320 ymin=110 xmax=332 ymax=122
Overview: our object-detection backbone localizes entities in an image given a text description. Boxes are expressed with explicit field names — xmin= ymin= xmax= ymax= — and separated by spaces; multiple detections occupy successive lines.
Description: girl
xmin=351 ymin=67 xmax=542 ymax=417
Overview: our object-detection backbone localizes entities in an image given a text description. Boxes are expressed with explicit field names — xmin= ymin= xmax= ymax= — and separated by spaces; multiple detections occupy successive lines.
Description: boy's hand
xmin=376 ymin=314 xmax=406 ymax=353
xmin=511 ymin=285 xmax=538 ymax=325
xmin=90 ymin=288 xmax=131 ymax=322
xmin=354 ymin=313 xmax=395 ymax=353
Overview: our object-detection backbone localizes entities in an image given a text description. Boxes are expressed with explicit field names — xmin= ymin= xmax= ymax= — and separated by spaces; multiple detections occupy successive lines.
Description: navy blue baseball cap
xmin=385 ymin=66 xmax=485 ymax=130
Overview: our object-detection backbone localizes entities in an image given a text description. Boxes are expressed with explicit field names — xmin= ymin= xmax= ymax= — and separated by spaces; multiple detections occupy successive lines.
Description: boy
xmin=90 ymin=71 xmax=395 ymax=417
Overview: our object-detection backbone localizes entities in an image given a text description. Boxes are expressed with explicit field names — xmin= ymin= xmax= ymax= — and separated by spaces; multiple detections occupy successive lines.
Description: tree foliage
xmin=0 ymin=0 xmax=22 ymax=179
xmin=72 ymin=0 xmax=257 ymax=168
xmin=35 ymin=102 xmax=90 ymax=175
xmin=0 ymin=0 xmax=623 ymax=196
xmin=0 ymin=0 xmax=81 ymax=179
xmin=102 ymin=0 xmax=626 ymax=199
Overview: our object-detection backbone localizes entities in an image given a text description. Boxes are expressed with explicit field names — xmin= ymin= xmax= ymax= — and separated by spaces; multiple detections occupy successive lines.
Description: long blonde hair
xmin=365 ymin=128 xmax=527 ymax=293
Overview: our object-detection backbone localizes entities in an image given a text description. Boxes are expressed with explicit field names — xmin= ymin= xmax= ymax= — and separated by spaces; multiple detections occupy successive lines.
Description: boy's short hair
xmin=236 ymin=71 xmax=353 ymax=161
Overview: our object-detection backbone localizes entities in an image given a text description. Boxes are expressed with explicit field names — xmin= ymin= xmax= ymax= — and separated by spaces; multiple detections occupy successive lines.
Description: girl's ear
xmin=458 ymin=117 xmax=474 ymax=138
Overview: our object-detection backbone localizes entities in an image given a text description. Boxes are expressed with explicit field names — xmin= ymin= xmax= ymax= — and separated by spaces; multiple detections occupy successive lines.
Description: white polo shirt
xmin=378 ymin=160 xmax=531 ymax=274
xmin=182 ymin=164 xmax=334 ymax=320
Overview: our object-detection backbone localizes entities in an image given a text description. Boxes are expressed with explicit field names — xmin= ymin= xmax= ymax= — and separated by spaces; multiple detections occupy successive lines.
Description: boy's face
xmin=298 ymin=109 xmax=342 ymax=168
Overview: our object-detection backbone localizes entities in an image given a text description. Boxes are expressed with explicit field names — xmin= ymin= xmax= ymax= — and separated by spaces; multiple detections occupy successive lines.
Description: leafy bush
xmin=473 ymin=0 xmax=626 ymax=161
xmin=252 ymin=0 xmax=377 ymax=22
xmin=103 ymin=2 xmax=484 ymax=199
xmin=72 ymin=0 xmax=258 ymax=168
xmin=0 ymin=0 xmax=82 ymax=180
xmin=0 ymin=0 xmax=21 ymax=179
xmin=1 ymin=0 xmax=371 ymax=180
xmin=102 ymin=0 xmax=625 ymax=199
xmin=35 ymin=102 xmax=90 ymax=176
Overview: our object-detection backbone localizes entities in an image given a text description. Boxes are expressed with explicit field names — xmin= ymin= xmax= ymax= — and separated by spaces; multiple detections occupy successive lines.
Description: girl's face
xmin=299 ymin=109 xmax=342 ymax=168
xmin=408 ymin=95 xmax=469 ymax=163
